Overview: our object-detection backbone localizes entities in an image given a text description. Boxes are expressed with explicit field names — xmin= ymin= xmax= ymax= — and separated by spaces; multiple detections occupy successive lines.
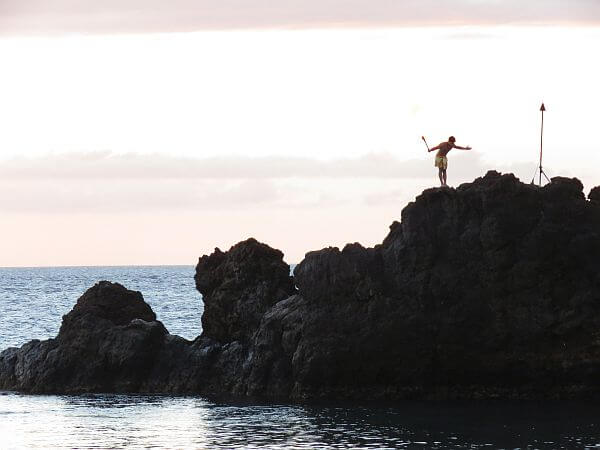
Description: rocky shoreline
xmin=2 ymin=171 xmax=600 ymax=400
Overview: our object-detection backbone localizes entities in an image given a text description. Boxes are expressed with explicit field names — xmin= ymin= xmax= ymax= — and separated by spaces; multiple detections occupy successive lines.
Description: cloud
xmin=0 ymin=150 xmax=531 ymax=181
xmin=0 ymin=151 xmax=551 ymax=214
xmin=0 ymin=178 xmax=283 ymax=213
xmin=363 ymin=189 xmax=404 ymax=206
xmin=0 ymin=0 xmax=599 ymax=35
xmin=442 ymin=30 xmax=500 ymax=40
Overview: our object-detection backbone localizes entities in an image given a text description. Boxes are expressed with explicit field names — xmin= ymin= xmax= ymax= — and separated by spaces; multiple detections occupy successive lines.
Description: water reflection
xmin=0 ymin=394 xmax=599 ymax=449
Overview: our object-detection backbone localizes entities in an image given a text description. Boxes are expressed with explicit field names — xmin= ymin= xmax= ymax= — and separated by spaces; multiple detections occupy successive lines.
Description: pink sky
xmin=1 ymin=150 xmax=597 ymax=267
xmin=0 ymin=4 xmax=599 ymax=266
xmin=1 ymin=0 xmax=600 ymax=34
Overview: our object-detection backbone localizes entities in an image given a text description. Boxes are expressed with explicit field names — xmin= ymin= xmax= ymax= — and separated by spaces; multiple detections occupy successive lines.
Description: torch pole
xmin=539 ymin=104 xmax=544 ymax=186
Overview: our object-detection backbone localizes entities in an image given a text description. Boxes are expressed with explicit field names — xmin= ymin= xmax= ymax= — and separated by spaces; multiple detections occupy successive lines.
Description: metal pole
xmin=539 ymin=103 xmax=545 ymax=186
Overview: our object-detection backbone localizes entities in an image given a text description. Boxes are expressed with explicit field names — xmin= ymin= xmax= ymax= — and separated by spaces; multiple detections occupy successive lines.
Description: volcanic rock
xmin=2 ymin=172 xmax=600 ymax=400
xmin=195 ymin=238 xmax=295 ymax=344
xmin=0 ymin=282 xmax=169 ymax=393
xmin=589 ymin=186 xmax=600 ymax=204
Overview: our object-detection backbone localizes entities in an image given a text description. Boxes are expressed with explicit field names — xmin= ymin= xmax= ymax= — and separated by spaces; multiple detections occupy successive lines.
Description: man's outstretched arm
xmin=428 ymin=145 xmax=440 ymax=153
xmin=454 ymin=145 xmax=472 ymax=150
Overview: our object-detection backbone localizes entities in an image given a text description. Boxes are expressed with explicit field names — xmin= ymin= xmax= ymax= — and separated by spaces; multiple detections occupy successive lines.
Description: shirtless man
xmin=428 ymin=136 xmax=472 ymax=186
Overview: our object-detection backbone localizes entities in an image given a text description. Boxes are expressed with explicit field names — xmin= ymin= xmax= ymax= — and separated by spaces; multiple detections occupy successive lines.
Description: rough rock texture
xmin=590 ymin=186 xmax=600 ymax=204
xmin=0 ymin=282 xmax=169 ymax=393
xmin=2 ymin=171 xmax=600 ymax=400
xmin=195 ymin=172 xmax=600 ymax=400
xmin=195 ymin=238 xmax=295 ymax=344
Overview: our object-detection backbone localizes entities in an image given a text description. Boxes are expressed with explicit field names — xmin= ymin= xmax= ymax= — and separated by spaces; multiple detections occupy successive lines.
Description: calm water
xmin=1 ymin=266 xmax=599 ymax=449
xmin=0 ymin=265 xmax=202 ymax=350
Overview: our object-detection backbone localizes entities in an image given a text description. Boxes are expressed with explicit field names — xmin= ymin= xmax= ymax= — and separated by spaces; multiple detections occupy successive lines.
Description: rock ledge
xmin=2 ymin=172 xmax=600 ymax=400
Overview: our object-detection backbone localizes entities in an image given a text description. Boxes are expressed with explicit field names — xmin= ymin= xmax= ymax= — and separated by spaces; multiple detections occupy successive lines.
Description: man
xmin=428 ymin=136 xmax=472 ymax=186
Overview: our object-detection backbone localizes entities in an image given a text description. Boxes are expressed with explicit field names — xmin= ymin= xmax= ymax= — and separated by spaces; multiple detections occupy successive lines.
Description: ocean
xmin=1 ymin=266 xmax=599 ymax=449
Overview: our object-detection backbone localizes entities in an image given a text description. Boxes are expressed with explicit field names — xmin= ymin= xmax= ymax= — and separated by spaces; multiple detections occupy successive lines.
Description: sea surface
xmin=0 ymin=266 xmax=202 ymax=349
xmin=1 ymin=266 xmax=600 ymax=449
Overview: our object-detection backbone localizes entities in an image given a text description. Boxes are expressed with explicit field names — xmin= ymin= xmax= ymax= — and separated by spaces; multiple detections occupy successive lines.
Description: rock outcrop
xmin=195 ymin=238 xmax=295 ymax=344
xmin=590 ymin=186 xmax=600 ymax=204
xmin=0 ymin=282 xmax=169 ymax=393
xmin=2 ymin=171 xmax=600 ymax=400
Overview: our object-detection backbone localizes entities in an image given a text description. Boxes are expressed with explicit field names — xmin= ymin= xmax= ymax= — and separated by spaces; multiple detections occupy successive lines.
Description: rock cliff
xmin=2 ymin=171 xmax=600 ymax=400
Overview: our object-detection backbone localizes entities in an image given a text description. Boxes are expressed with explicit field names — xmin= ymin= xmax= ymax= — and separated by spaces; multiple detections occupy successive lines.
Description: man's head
xmin=448 ymin=136 xmax=456 ymax=143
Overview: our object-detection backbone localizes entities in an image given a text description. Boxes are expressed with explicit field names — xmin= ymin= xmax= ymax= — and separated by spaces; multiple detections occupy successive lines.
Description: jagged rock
xmin=227 ymin=171 xmax=600 ymax=400
xmin=294 ymin=243 xmax=384 ymax=304
xmin=590 ymin=186 xmax=600 ymax=204
xmin=60 ymin=280 xmax=156 ymax=329
xmin=2 ymin=172 xmax=600 ymax=400
xmin=544 ymin=176 xmax=585 ymax=200
xmin=0 ymin=282 xmax=170 ymax=393
xmin=195 ymin=238 xmax=295 ymax=344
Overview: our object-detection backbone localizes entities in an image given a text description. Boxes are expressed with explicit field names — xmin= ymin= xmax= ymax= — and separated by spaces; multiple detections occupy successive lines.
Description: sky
xmin=0 ymin=1 xmax=599 ymax=266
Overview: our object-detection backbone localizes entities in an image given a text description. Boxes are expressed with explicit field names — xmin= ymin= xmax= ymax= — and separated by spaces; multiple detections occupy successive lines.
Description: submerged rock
xmin=2 ymin=172 xmax=600 ymax=400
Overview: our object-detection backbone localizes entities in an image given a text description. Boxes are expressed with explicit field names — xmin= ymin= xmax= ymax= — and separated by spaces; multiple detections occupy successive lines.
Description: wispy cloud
xmin=0 ymin=151 xmax=531 ymax=181
xmin=0 ymin=151 xmax=550 ymax=214
xmin=0 ymin=178 xmax=284 ymax=213
xmin=363 ymin=189 xmax=405 ymax=206
xmin=1 ymin=0 xmax=599 ymax=35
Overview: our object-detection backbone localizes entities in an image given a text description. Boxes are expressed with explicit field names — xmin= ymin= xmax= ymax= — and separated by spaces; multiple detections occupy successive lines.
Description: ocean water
xmin=0 ymin=266 xmax=202 ymax=350
xmin=1 ymin=266 xmax=600 ymax=449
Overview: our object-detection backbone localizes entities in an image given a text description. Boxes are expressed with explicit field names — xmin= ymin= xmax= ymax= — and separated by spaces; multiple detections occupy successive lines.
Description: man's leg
xmin=438 ymin=168 xmax=444 ymax=186
xmin=442 ymin=169 xmax=447 ymax=186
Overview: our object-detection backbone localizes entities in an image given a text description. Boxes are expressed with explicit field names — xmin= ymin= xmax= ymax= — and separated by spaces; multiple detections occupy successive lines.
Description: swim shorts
xmin=435 ymin=155 xmax=448 ymax=170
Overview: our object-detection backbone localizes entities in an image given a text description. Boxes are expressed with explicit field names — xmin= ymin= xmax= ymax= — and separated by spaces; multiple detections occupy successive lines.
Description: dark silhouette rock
xmin=294 ymin=243 xmax=384 ymax=304
xmin=206 ymin=172 xmax=600 ymax=400
xmin=60 ymin=280 xmax=156 ymax=331
xmin=0 ymin=282 xmax=169 ymax=393
xmin=590 ymin=186 xmax=600 ymax=204
xmin=2 ymin=171 xmax=600 ymax=400
xmin=195 ymin=238 xmax=295 ymax=344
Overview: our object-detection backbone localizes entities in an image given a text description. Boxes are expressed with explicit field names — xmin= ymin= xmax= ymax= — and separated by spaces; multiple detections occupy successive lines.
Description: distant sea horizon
xmin=0 ymin=263 xmax=193 ymax=269
xmin=0 ymin=262 xmax=298 ymax=269
xmin=0 ymin=265 xmax=202 ymax=350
